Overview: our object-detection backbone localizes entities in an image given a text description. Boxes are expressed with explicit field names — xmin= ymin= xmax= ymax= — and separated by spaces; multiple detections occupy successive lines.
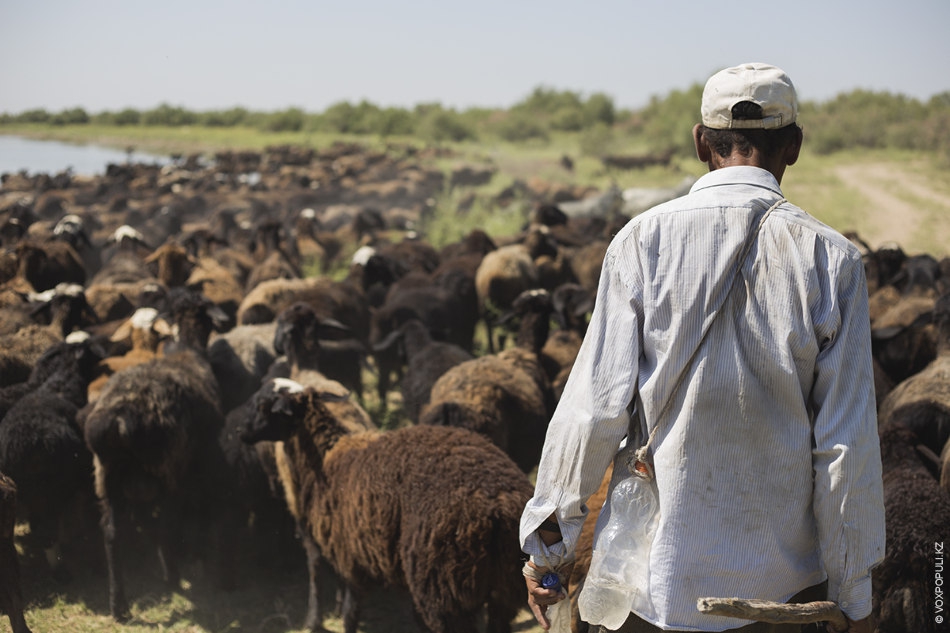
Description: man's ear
xmin=784 ymin=125 xmax=803 ymax=167
xmin=693 ymin=124 xmax=711 ymax=163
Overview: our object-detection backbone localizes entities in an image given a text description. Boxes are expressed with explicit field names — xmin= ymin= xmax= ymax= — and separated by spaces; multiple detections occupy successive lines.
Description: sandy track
xmin=834 ymin=162 xmax=950 ymax=256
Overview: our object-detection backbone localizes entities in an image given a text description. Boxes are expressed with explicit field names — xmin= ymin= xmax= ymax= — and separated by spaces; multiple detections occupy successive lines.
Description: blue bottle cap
xmin=540 ymin=571 xmax=561 ymax=591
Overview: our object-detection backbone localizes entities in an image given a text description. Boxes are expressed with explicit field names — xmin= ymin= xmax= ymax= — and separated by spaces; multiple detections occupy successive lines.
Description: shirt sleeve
xmin=520 ymin=241 xmax=642 ymax=568
xmin=810 ymin=252 xmax=886 ymax=620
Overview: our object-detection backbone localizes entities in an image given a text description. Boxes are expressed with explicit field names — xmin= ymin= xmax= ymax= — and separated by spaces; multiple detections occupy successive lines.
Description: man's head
xmin=693 ymin=62 xmax=803 ymax=182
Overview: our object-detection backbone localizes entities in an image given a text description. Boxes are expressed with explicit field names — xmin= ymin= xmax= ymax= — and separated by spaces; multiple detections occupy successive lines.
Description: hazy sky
xmin=2 ymin=0 xmax=948 ymax=115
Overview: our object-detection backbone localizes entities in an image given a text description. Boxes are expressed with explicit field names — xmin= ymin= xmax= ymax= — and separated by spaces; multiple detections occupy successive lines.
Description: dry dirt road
xmin=834 ymin=162 xmax=950 ymax=257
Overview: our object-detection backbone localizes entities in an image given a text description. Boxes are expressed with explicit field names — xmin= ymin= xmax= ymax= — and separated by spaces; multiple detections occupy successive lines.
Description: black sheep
xmin=369 ymin=266 xmax=478 ymax=403
xmin=0 ymin=472 xmax=32 ymax=633
xmin=274 ymin=302 xmax=367 ymax=401
xmin=873 ymin=423 xmax=950 ymax=632
xmin=82 ymin=288 xmax=232 ymax=620
xmin=373 ymin=318 xmax=473 ymax=422
xmin=0 ymin=338 xmax=104 ymax=582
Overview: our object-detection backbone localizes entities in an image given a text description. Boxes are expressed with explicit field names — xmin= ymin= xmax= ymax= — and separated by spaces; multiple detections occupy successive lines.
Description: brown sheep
xmin=877 ymin=292 xmax=950 ymax=457
xmin=419 ymin=289 xmax=555 ymax=472
xmin=475 ymin=243 xmax=540 ymax=353
xmin=14 ymin=239 xmax=86 ymax=292
xmin=86 ymin=307 xmax=173 ymax=403
xmin=240 ymin=380 xmax=533 ymax=633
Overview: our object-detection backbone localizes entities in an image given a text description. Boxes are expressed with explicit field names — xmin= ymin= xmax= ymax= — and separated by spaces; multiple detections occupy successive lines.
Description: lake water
xmin=0 ymin=135 xmax=171 ymax=177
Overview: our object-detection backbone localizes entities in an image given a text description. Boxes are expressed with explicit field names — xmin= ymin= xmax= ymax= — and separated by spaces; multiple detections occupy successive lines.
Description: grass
xmin=0 ymin=123 xmax=409 ymax=158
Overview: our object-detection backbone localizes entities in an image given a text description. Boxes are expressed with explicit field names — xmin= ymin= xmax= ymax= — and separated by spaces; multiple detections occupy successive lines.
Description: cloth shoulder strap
xmin=633 ymin=197 xmax=787 ymax=463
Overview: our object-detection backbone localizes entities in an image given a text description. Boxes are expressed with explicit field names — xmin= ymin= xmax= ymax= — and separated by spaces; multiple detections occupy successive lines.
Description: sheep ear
xmin=110 ymin=319 xmax=134 ymax=342
xmin=29 ymin=300 xmax=52 ymax=320
xmin=271 ymin=395 xmax=296 ymax=416
xmin=871 ymin=326 xmax=903 ymax=341
xmin=496 ymin=309 xmax=516 ymax=326
xmin=313 ymin=390 xmax=350 ymax=403
xmin=207 ymin=303 xmax=231 ymax=332
xmin=153 ymin=317 xmax=174 ymax=338
xmin=316 ymin=317 xmax=351 ymax=341
xmin=372 ymin=327 xmax=403 ymax=353
xmin=916 ymin=443 xmax=942 ymax=472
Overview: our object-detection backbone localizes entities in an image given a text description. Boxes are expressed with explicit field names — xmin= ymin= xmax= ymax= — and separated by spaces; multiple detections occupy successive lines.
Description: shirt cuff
xmin=835 ymin=574 xmax=872 ymax=621
xmin=522 ymin=529 xmax=573 ymax=570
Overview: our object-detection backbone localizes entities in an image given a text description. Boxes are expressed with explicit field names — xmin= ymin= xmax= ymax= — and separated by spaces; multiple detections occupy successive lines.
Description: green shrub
xmin=114 ymin=108 xmax=142 ymax=125
xmin=494 ymin=111 xmax=549 ymax=142
xmin=50 ymin=107 xmax=90 ymax=125
xmin=141 ymin=103 xmax=199 ymax=126
xmin=416 ymin=106 xmax=475 ymax=142
xmin=263 ymin=107 xmax=306 ymax=132
xmin=16 ymin=108 xmax=51 ymax=123
xmin=202 ymin=107 xmax=249 ymax=127
xmin=583 ymin=92 xmax=616 ymax=127
xmin=550 ymin=107 xmax=584 ymax=132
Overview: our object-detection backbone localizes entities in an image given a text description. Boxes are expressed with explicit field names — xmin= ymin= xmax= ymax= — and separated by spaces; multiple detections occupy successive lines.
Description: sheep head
xmin=242 ymin=378 xmax=351 ymax=456
xmin=242 ymin=378 xmax=308 ymax=444
xmin=274 ymin=302 xmax=351 ymax=369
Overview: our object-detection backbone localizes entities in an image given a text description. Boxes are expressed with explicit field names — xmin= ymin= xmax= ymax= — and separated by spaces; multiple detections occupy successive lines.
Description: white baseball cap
xmin=701 ymin=63 xmax=798 ymax=130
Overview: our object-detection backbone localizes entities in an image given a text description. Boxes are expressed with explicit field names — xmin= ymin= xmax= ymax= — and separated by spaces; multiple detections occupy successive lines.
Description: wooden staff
xmin=697 ymin=597 xmax=848 ymax=629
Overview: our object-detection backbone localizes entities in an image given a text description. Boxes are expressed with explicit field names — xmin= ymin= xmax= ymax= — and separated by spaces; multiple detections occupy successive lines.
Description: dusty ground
xmin=834 ymin=162 xmax=950 ymax=256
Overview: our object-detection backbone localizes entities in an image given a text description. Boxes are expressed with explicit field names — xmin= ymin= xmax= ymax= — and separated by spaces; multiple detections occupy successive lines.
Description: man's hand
xmin=524 ymin=560 xmax=572 ymax=630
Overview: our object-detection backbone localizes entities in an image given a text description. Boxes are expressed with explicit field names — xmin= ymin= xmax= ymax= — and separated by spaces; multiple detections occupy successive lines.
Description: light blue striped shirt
xmin=521 ymin=166 xmax=885 ymax=631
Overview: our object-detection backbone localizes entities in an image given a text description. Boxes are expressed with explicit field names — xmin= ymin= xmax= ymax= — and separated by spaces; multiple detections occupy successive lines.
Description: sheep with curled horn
xmin=81 ymin=287 xmax=234 ymax=621
xmin=240 ymin=378 xmax=532 ymax=633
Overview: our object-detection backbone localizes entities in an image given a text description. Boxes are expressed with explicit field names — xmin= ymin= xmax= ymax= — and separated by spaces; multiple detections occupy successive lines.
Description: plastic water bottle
xmin=541 ymin=572 xmax=570 ymax=633
xmin=578 ymin=465 xmax=659 ymax=630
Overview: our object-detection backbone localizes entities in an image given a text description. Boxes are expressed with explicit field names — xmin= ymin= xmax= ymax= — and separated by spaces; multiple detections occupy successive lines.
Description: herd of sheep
xmin=0 ymin=142 xmax=947 ymax=633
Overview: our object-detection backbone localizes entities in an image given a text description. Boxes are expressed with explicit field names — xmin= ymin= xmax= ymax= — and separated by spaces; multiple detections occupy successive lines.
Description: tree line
xmin=2 ymin=85 xmax=948 ymax=158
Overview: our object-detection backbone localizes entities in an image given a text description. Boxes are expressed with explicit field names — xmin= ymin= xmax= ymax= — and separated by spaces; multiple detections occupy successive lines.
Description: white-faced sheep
xmin=0 ymin=472 xmax=32 ymax=633
xmin=240 ymin=379 xmax=533 ymax=633
xmin=0 ymin=283 xmax=96 ymax=386
xmin=81 ymin=288 xmax=232 ymax=620
xmin=87 ymin=225 xmax=155 ymax=287
xmin=85 ymin=306 xmax=173 ymax=404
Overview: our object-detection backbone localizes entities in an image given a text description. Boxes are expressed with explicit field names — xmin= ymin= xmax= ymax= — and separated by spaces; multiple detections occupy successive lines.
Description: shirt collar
xmin=689 ymin=166 xmax=784 ymax=197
